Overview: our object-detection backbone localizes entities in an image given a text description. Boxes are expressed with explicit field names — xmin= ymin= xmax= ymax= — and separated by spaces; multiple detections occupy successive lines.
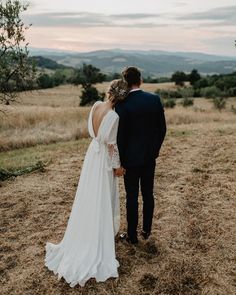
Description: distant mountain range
xmin=29 ymin=48 xmax=236 ymax=77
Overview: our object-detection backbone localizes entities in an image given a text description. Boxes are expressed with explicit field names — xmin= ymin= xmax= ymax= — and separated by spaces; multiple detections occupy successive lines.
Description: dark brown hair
xmin=122 ymin=66 xmax=141 ymax=87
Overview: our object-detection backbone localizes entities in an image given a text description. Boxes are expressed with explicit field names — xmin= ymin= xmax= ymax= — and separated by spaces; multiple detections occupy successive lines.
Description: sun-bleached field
xmin=1 ymin=83 xmax=236 ymax=295
xmin=0 ymin=82 xmax=187 ymax=152
xmin=0 ymin=83 xmax=235 ymax=154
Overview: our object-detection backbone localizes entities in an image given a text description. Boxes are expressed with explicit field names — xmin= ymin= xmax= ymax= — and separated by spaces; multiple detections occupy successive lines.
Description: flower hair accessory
xmin=107 ymin=79 xmax=130 ymax=103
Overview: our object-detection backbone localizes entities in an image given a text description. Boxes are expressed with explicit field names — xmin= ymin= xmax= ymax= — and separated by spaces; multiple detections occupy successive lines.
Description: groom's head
xmin=122 ymin=66 xmax=142 ymax=88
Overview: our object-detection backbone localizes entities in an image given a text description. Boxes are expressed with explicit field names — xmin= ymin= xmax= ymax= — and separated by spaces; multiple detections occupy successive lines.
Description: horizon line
xmin=28 ymin=46 xmax=236 ymax=59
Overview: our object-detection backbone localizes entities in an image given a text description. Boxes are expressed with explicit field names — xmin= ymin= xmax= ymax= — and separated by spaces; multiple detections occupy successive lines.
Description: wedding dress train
xmin=45 ymin=101 xmax=120 ymax=287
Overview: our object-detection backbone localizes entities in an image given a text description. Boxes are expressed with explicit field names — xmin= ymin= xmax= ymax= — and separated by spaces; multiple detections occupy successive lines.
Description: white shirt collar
xmin=130 ymin=88 xmax=141 ymax=93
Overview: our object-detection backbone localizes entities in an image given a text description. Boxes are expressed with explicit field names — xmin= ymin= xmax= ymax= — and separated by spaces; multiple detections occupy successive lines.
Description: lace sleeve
xmin=106 ymin=114 xmax=121 ymax=169
xmin=107 ymin=143 xmax=120 ymax=169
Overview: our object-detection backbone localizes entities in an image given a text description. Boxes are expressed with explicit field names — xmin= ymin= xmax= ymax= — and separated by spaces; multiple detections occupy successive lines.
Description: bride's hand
xmin=114 ymin=167 xmax=126 ymax=177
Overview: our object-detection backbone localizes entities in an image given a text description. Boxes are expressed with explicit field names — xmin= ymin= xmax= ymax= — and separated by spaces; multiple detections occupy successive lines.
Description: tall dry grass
xmin=0 ymin=106 xmax=90 ymax=151
xmin=17 ymin=85 xmax=81 ymax=107
xmin=166 ymin=106 xmax=236 ymax=125
xmin=1 ymin=118 xmax=236 ymax=294
xmin=1 ymin=84 xmax=236 ymax=152
xmin=17 ymin=83 xmax=183 ymax=107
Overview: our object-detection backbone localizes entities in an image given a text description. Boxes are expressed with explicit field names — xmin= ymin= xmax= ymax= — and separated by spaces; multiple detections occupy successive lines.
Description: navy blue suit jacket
xmin=115 ymin=90 xmax=166 ymax=168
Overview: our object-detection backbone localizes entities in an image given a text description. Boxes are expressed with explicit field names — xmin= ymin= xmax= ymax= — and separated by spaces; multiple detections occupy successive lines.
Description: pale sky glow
xmin=22 ymin=0 xmax=236 ymax=55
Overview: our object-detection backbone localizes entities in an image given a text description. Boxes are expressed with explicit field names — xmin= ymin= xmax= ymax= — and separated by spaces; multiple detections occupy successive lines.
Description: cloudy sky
xmin=22 ymin=0 xmax=236 ymax=56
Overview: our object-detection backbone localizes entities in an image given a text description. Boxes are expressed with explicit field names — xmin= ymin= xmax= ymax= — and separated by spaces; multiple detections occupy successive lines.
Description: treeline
xmin=35 ymin=60 xmax=236 ymax=100
xmin=36 ymin=69 xmax=74 ymax=89
xmin=156 ymin=69 xmax=236 ymax=111
xmin=170 ymin=69 xmax=236 ymax=98
xmin=143 ymin=77 xmax=171 ymax=83
xmin=15 ymin=63 xmax=236 ymax=100
xmin=31 ymin=56 xmax=74 ymax=89
xmin=30 ymin=56 xmax=236 ymax=98
xmin=30 ymin=56 xmax=71 ymax=70
xmin=14 ymin=56 xmax=236 ymax=106
xmin=28 ymin=57 xmax=120 ymax=90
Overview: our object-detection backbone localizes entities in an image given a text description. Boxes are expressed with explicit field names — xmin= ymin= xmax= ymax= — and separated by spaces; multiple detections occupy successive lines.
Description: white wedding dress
xmin=45 ymin=101 xmax=120 ymax=287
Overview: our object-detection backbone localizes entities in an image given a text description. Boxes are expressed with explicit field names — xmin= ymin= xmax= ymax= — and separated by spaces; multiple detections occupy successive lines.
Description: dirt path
xmin=1 ymin=122 xmax=236 ymax=295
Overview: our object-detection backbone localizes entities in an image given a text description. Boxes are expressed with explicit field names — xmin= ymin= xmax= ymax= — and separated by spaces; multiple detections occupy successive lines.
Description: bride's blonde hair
xmin=107 ymin=79 xmax=130 ymax=104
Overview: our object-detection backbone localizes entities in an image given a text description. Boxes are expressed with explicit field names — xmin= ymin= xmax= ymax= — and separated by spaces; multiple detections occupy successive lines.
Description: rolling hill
xmin=29 ymin=48 xmax=236 ymax=77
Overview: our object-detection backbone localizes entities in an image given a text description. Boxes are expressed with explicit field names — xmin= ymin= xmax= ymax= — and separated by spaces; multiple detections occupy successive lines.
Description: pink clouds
xmin=23 ymin=1 xmax=236 ymax=55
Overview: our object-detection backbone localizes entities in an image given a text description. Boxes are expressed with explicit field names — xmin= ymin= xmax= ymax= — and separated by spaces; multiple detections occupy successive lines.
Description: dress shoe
xmin=119 ymin=232 xmax=138 ymax=245
xmin=141 ymin=230 xmax=151 ymax=240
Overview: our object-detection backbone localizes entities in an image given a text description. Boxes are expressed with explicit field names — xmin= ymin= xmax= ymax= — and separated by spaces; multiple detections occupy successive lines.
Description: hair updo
xmin=107 ymin=79 xmax=130 ymax=104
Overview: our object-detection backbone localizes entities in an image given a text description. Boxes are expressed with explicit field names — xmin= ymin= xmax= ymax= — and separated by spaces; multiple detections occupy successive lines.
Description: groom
xmin=115 ymin=66 xmax=166 ymax=244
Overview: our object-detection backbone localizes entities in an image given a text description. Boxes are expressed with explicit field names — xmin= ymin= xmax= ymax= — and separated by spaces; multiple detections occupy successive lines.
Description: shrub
xmin=229 ymin=88 xmax=236 ymax=97
xmin=200 ymin=86 xmax=221 ymax=98
xmin=53 ymin=70 xmax=66 ymax=86
xmin=188 ymin=69 xmax=201 ymax=86
xmin=181 ymin=97 xmax=194 ymax=107
xmin=155 ymin=89 xmax=182 ymax=99
xmin=37 ymin=74 xmax=54 ymax=89
xmin=215 ymin=76 xmax=236 ymax=91
xmin=193 ymin=78 xmax=209 ymax=89
xmin=162 ymin=98 xmax=176 ymax=108
xmin=179 ymin=87 xmax=194 ymax=107
xmin=179 ymin=87 xmax=194 ymax=98
xmin=231 ymin=105 xmax=236 ymax=114
xmin=193 ymin=88 xmax=201 ymax=97
xmin=171 ymin=71 xmax=187 ymax=86
xmin=72 ymin=64 xmax=106 ymax=106
xmin=213 ymin=97 xmax=226 ymax=111
xmin=80 ymin=86 xmax=105 ymax=106
xmin=143 ymin=77 xmax=171 ymax=83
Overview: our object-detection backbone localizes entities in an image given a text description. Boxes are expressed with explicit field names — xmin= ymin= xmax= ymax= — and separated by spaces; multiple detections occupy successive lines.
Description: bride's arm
xmin=107 ymin=143 xmax=120 ymax=169
xmin=106 ymin=116 xmax=121 ymax=169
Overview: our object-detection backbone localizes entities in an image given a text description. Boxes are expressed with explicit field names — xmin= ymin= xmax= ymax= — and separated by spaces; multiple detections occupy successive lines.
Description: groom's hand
xmin=114 ymin=167 xmax=126 ymax=177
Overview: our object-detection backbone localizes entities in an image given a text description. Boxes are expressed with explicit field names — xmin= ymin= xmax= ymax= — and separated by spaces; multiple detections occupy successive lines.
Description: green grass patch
xmin=0 ymin=161 xmax=45 ymax=181
xmin=0 ymin=138 xmax=89 ymax=171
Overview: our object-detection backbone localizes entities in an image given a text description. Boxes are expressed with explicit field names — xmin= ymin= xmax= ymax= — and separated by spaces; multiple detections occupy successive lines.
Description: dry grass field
xmin=1 ymin=83 xmax=236 ymax=295
xmin=0 ymin=82 xmax=188 ymax=152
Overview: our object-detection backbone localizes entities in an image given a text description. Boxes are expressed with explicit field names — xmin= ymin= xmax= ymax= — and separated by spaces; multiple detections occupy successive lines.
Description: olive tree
xmin=72 ymin=63 xmax=106 ymax=106
xmin=0 ymin=0 xmax=36 ymax=105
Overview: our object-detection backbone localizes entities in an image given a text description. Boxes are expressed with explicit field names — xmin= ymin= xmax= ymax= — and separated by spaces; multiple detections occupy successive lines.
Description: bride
xmin=45 ymin=79 xmax=130 ymax=287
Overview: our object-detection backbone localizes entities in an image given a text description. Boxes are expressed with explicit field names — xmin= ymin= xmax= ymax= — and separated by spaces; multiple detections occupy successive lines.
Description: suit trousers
xmin=124 ymin=160 xmax=156 ymax=241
